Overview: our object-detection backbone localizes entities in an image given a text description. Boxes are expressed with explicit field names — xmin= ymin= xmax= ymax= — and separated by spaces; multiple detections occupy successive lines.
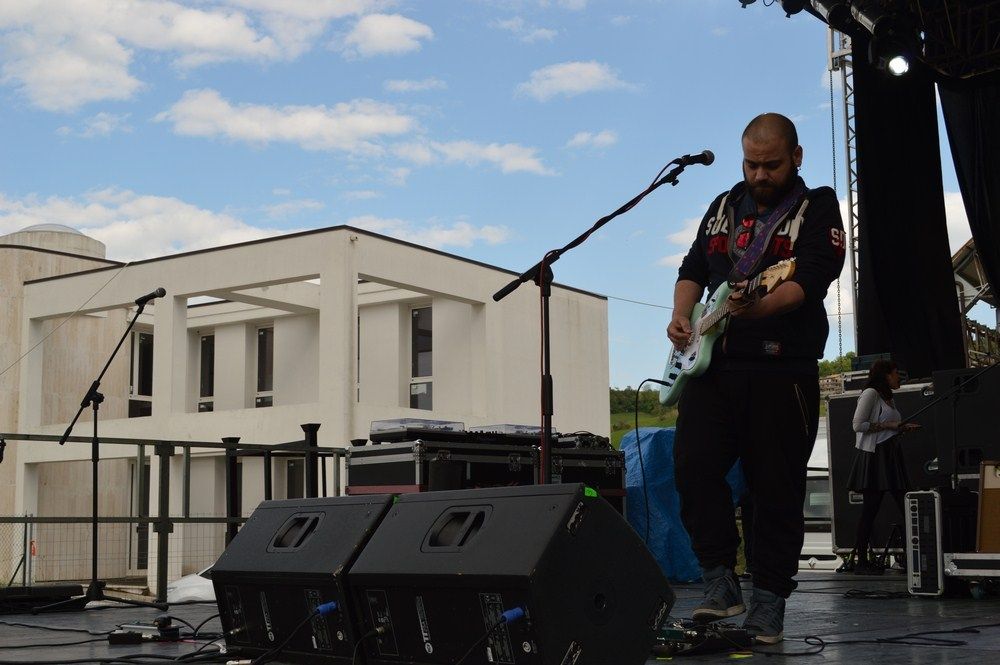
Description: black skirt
xmin=846 ymin=436 xmax=911 ymax=492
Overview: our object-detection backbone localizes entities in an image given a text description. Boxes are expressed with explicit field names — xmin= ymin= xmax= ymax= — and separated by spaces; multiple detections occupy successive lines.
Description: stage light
xmin=738 ymin=0 xmax=757 ymax=7
xmin=780 ymin=0 xmax=807 ymax=16
xmin=810 ymin=1 xmax=852 ymax=31
xmin=887 ymin=55 xmax=910 ymax=76
xmin=850 ymin=2 xmax=893 ymax=38
xmin=869 ymin=36 xmax=914 ymax=76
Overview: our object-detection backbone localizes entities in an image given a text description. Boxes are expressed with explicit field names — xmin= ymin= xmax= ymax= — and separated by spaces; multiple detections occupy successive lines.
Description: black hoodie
xmin=676 ymin=179 xmax=846 ymax=370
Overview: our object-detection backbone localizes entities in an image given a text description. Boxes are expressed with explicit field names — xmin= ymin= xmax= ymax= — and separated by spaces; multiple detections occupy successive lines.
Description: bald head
xmin=742 ymin=113 xmax=799 ymax=155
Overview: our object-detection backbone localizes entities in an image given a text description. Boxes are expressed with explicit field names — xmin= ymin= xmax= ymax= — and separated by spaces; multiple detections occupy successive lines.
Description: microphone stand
xmin=35 ymin=294 xmax=168 ymax=612
xmin=494 ymin=158 xmax=704 ymax=484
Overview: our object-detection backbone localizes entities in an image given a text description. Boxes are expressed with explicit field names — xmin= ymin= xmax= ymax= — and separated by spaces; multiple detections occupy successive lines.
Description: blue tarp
xmin=620 ymin=427 xmax=747 ymax=583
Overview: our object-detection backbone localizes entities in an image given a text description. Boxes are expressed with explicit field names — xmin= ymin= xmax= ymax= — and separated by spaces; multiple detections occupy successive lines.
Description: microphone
xmin=135 ymin=287 xmax=166 ymax=306
xmin=676 ymin=150 xmax=715 ymax=167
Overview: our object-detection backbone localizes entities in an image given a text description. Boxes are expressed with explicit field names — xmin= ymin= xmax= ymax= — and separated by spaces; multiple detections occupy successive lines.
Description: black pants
xmin=673 ymin=366 xmax=819 ymax=598
xmin=854 ymin=489 xmax=906 ymax=557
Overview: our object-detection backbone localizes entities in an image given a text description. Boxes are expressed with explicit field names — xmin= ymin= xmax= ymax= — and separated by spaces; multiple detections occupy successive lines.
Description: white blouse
xmin=852 ymin=387 xmax=901 ymax=453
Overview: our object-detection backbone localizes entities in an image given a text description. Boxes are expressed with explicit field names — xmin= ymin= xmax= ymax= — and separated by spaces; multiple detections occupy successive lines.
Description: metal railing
xmin=0 ymin=423 xmax=346 ymax=602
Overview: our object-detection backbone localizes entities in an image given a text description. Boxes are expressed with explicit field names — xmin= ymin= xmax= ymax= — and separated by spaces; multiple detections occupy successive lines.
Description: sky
xmin=0 ymin=0 xmax=982 ymax=388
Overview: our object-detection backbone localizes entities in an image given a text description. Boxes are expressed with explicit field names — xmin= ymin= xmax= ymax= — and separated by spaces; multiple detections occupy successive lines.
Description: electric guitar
xmin=658 ymin=259 xmax=796 ymax=406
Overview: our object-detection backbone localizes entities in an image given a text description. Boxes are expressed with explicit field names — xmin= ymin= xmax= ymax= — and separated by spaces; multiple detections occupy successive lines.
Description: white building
xmin=1 ymin=224 xmax=609 ymax=591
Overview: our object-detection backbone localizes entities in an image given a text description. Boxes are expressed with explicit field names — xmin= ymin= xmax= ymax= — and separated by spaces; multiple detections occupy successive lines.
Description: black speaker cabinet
xmin=212 ymin=495 xmax=394 ymax=664
xmin=932 ymin=368 xmax=1000 ymax=477
xmin=827 ymin=384 xmax=943 ymax=552
xmin=348 ymin=483 xmax=673 ymax=665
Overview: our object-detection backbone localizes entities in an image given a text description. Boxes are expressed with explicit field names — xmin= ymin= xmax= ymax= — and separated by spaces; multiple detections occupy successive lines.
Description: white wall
xmin=274 ymin=314 xmax=319 ymax=406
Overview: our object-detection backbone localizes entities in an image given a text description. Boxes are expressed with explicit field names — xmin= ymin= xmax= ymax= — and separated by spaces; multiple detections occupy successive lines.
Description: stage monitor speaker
xmin=348 ymin=483 xmax=673 ymax=665
xmin=932 ymin=368 xmax=1000 ymax=477
xmin=212 ymin=495 xmax=394 ymax=664
xmin=827 ymin=384 xmax=943 ymax=553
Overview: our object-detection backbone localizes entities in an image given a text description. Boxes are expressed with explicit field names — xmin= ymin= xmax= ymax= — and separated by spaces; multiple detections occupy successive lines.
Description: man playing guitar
xmin=667 ymin=113 xmax=845 ymax=643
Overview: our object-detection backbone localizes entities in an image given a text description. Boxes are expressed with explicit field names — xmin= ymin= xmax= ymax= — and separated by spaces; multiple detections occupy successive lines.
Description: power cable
xmin=0 ymin=261 xmax=132 ymax=381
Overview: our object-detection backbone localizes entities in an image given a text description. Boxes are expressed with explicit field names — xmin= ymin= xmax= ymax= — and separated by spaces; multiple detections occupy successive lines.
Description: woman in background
xmin=847 ymin=359 xmax=920 ymax=574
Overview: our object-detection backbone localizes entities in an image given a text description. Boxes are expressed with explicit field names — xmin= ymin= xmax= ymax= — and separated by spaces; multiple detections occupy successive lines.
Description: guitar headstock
xmin=757 ymin=258 xmax=796 ymax=293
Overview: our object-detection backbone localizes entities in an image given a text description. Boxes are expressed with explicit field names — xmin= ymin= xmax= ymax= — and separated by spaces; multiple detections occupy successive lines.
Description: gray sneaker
xmin=742 ymin=588 xmax=785 ymax=644
xmin=692 ymin=566 xmax=745 ymax=621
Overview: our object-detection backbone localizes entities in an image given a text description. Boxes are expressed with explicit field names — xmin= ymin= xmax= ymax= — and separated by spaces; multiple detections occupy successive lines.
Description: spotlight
xmin=780 ymin=0 xmax=807 ymax=16
xmin=869 ymin=35 xmax=914 ymax=76
xmin=810 ymin=1 xmax=852 ymax=31
xmin=738 ymin=0 xmax=756 ymax=7
xmin=887 ymin=55 xmax=910 ymax=76
xmin=850 ymin=2 xmax=893 ymax=38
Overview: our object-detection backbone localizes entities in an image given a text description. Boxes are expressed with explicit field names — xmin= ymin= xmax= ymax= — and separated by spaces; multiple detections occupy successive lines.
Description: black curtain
xmin=852 ymin=36 xmax=966 ymax=377
xmin=938 ymin=72 xmax=1000 ymax=304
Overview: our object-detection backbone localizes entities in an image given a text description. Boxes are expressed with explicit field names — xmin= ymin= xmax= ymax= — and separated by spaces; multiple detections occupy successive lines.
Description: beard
xmin=747 ymin=171 xmax=797 ymax=208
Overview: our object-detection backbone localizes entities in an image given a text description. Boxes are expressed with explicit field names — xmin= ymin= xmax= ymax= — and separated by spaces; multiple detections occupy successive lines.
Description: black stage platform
xmin=0 ymin=572 xmax=997 ymax=663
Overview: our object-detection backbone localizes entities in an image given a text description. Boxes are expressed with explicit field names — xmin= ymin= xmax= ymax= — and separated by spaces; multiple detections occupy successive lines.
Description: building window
xmin=198 ymin=334 xmax=214 ymax=413
xmin=286 ymin=459 xmax=304 ymax=499
xmin=256 ymin=326 xmax=274 ymax=408
xmin=410 ymin=307 xmax=432 ymax=410
xmin=129 ymin=331 xmax=153 ymax=418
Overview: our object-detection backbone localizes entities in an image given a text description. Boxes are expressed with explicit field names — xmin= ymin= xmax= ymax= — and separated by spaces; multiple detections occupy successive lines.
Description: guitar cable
xmin=633 ymin=379 xmax=665 ymax=544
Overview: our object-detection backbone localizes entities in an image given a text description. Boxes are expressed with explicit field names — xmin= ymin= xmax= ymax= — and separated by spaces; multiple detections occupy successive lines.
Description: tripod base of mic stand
xmin=31 ymin=580 xmax=168 ymax=613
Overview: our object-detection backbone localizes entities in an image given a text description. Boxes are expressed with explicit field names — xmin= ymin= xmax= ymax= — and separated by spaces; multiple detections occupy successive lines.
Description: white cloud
xmin=393 ymin=140 xmax=554 ymax=175
xmin=1 ymin=32 xmax=144 ymax=112
xmin=343 ymin=189 xmax=381 ymax=200
xmin=340 ymin=13 xmax=433 ymax=58
xmin=272 ymin=187 xmax=291 ymax=196
xmin=155 ymin=89 xmax=415 ymax=155
xmin=384 ymin=166 xmax=411 ymax=186
xmin=516 ymin=61 xmax=630 ymax=101
xmin=0 ymin=1 xmax=285 ymax=111
xmin=0 ymin=188 xmax=294 ymax=261
xmin=346 ymin=215 xmax=511 ymax=249
xmin=566 ymin=129 xmax=617 ymax=149
xmin=56 ymin=111 xmax=132 ymax=138
xmin=611 ymin=15 xmax=633 ymax=27
xmin=0 ymin=1 xmax=402 ymax=111
xmin=383 ymin=77 xmax=447 ymax=93
xmin=492 ymin=17 xmax=557 ymax=43
xmin=224 ymin=1 xmax=378 ymax=21
xmin=544 ymin=0 xmax=587 ymax=9
xmin=943 ymin=190 xmax=972 ymax=254
xmin=711 ymin=27 xmax=731 ymax=37
xmin=263 ymin=198 xmax=324 ymax=220
xmin=665 ymin=214 xmax=703 ymax=246
xmin=657 ymin=252 xmax=687 ymax=268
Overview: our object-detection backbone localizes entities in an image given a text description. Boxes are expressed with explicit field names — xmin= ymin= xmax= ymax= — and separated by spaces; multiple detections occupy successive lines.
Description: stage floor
xmin=1 ymin=571 xmax=998 ymax=663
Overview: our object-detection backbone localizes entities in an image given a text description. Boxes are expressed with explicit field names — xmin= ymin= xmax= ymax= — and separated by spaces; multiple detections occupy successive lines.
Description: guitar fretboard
xmin=697 ymin=272 xmax=766 ymax=335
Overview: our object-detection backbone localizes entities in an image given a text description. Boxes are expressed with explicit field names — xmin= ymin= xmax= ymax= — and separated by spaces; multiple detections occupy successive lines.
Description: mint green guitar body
xmin=659 ymin=281 xmax=732 ymax=406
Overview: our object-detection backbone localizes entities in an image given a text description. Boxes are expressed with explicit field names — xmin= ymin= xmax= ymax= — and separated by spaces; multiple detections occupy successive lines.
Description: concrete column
xmin=318 ymin=237 xmax=357 ymax=446
xmin=152 ymin=296 xmax=188 ymax=417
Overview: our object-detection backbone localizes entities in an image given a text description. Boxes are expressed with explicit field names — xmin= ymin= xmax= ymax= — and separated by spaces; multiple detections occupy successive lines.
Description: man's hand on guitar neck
xmin=728 ymin=280 xmax=805 ymax=320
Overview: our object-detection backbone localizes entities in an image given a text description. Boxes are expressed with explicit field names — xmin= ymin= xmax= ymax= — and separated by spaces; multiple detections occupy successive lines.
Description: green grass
xmin=610 ymin=408 xmax=677 ymax=448
xmin=609 ymin=399 xmax=827 ymax=450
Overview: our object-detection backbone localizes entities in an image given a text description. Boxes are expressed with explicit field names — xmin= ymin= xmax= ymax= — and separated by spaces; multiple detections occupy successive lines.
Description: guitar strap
xmin=727 ymin=178 xmax=807 ymax=286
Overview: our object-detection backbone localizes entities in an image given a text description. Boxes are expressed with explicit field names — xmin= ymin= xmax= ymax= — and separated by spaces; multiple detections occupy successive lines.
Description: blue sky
xmin=0 ymin=1 xmax=978 ymax=387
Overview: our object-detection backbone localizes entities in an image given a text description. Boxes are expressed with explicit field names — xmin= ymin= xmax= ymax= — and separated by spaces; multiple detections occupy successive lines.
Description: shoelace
xmin=704 ymin=575 xmax=737 ymax=606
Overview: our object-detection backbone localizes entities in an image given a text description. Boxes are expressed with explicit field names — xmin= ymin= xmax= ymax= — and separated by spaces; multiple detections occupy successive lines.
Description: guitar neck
xmin=698 ymin=272 xmax=765 ymax=333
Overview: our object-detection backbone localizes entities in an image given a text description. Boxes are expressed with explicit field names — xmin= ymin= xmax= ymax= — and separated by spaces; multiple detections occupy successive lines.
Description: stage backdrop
xmin=938 ymin=71 xmax=1000 ymax=309
xmin=852 ymin=35 xmax=965 ymax=378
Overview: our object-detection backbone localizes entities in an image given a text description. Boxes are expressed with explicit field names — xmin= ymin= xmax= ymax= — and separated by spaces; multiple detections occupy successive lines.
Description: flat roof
xmin=23 ymin=224 xmax=606 ymax=300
